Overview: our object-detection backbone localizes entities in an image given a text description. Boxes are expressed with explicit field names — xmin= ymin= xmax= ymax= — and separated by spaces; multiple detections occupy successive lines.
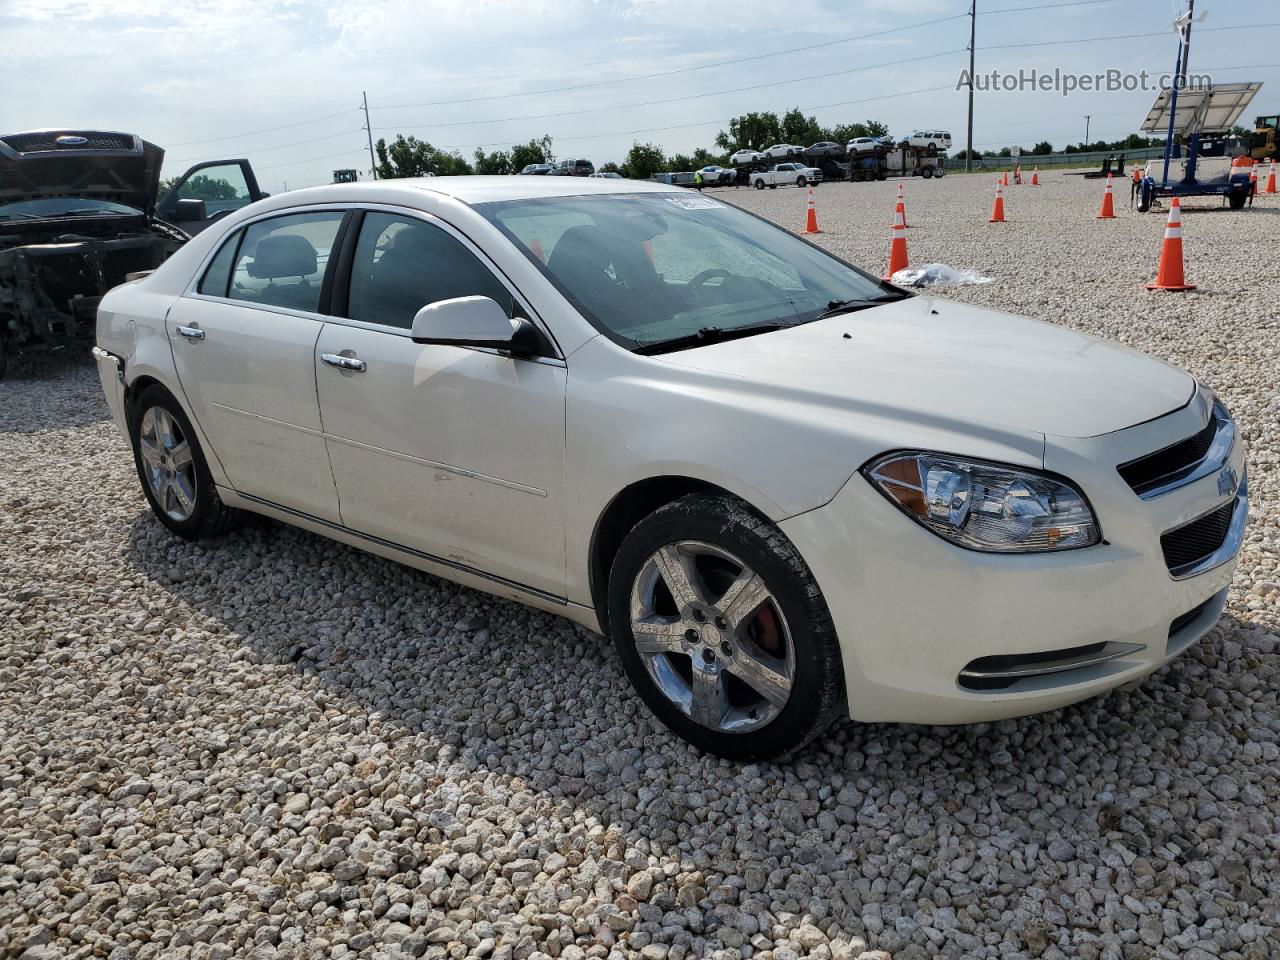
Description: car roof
xmin=245 ymin=175 xmax=685 ymax=210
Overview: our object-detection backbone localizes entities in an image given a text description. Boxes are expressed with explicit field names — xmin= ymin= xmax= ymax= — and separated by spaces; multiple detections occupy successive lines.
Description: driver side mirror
xmin=411 ymin=296 xmax=546 ymax=356
xmin=171 ymin=197 xmax=207 ymax=222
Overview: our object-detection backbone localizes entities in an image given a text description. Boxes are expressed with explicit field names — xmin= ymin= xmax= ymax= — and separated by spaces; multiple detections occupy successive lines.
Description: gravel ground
xmin=2 ymin=171 xmax=1279 ymax=960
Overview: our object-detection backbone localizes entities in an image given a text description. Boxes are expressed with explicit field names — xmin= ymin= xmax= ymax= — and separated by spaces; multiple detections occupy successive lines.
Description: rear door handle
xmin=321 ymin=353 xmax=367 ymax=372
xmin=176 ymin=325 xmax=205 ymax=340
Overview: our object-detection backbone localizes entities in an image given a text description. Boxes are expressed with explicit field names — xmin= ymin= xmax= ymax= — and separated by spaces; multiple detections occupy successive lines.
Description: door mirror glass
xmin=411 ymin=296 xmax=519 ymax=347
xmin=171 ymin=197 xmax=207 ymax=222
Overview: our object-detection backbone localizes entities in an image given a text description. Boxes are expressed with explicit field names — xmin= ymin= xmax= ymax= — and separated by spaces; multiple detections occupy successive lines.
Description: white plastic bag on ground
xmin=889 ymin=263 xmax=993 ymax=287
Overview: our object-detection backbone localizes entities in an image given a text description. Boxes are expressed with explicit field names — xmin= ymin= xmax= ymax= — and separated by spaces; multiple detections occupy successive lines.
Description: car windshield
xmin=479 ymin=192 xmax=898 ymax=352
xmin=0 ymin=197 xmax=142 ymax=220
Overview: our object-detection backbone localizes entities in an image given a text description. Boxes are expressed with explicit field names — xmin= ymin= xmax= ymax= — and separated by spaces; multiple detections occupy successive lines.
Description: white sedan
xmin=728 ymin=149 xmax=763 ymax=166
xmin=94 ymin=176 xmax=1247 ymax=760
xmin=762 ymin=143 xmax=803 ymax=160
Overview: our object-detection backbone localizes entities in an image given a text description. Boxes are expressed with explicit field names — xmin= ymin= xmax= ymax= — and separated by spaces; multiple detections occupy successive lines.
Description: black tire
xmin=128 ymin=383 xmax=243 ymax=540
xmin=769 ymin=184 xmax=777 ymax=189
xmin=796 ymin=176 xmax=807 ymax=187
xmin=754 ymin=179 xmax=765 ymax=190
xmin=607 ymin=493 xmax=844 ymax=761
xmin=922 ymin=166 xmax=934 ymax=179
xmin=1228 ymin=189 xmax=1246 ymax=210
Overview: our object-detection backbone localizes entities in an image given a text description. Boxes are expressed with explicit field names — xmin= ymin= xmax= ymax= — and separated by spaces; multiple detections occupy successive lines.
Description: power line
xmin=167 ymin=109 xmax=362 ymax=147
xmin=377 ymin=16 xmax=970 ymax=109
xmin=168 ymin=128 xmax=367 ymax=166
xmin=374 ymin=49 xmax=968 ymax=133
xmin=981 ymin=22 xmax=1280 ymax=50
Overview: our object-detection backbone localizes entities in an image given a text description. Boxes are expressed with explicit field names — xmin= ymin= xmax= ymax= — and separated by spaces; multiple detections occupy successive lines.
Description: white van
xmin=907 ymin=130 xmax=952 ymax=150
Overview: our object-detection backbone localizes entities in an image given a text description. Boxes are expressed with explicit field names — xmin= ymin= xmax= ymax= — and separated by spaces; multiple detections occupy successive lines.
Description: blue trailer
xmin=1135 ymin=0 xmax=1262 ymax=213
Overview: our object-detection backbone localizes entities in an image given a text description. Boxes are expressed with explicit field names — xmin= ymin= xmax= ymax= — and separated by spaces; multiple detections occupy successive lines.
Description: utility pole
xmin=1084 ymin=114 xmax=1091 ymax=147
xmin=965 ymin=0 xmax=976 ymax=172
xmin=362 ymin=91 xmax=378 ymax=180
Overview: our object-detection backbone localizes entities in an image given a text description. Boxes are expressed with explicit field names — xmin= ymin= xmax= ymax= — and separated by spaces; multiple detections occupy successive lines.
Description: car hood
xmin=657 ymin=296 xmax=1195 ymax=439
xmin=0 ymin=131 xmax=163 ymax=215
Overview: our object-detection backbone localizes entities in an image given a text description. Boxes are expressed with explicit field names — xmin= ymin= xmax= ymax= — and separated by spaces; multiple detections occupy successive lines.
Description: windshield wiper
xmin=816 ymin=292 xmax=910 ymax=321
xmin=633 ymin=321 xmax=792 ymax=356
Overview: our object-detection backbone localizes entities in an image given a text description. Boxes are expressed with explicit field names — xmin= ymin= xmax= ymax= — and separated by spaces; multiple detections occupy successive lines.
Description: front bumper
xmin=780 ymin=391 xmax=1247 ymax=725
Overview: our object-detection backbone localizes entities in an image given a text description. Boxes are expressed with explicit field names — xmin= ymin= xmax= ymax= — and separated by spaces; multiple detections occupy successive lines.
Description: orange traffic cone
xmin=803 ymin=186 xmax=821 ymax=234
xmin=896 ymin=183 xmax=909 ymax=228
xmin=1250 ymin=169 xmax=1258 ymax=196
xmin=1097 ymin=173 xmax=1116 ymax=219
xmin=1001 ymin=170 xmax=1009 ymax=186
xmin=989 ymin=181 xmax=1006 ymax=223
xmin=1030 ymin=165 xmax=1040 ymax=186
xmin=884 ymin=204 xmax=908 ymax=280
xmin=1146 ymin=198 xmax=1195 ymax=292
xmin=1266 ymin=161 xmax=1277 ymax=194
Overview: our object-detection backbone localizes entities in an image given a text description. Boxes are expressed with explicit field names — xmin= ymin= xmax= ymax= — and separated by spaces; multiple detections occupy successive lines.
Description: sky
xmin=0 ymin=0 xmax=1276 ymax=193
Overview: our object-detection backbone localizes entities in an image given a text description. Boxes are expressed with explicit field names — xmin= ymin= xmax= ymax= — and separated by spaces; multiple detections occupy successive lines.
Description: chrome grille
xmin=1161 ymin=500 xmax=1235 ymax=576
xmin=1 ymin=131 xmax=135 ymax=154
xmin=1116 ymin=401 xmax=1234 ymax=499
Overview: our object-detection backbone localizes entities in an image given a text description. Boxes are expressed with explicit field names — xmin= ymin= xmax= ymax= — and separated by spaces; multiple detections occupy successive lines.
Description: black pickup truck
xmin=0 ymin=130 xmax=264 ymax=378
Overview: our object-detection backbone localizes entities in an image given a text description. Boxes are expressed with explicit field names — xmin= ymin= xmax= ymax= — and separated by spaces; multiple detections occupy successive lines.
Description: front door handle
xmin=176 ymin=325 xmax=205 ymax=341
xmin=321 ymin=353 xmax=367 ymax=372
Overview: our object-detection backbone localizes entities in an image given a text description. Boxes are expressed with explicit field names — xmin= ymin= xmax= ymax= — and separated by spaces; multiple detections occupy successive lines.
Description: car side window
xmin=197 ymin=230 xmax=239 ymax=297
xmin=346 ymin=212 xmax=514 ymax=330
xmin=228 ymin=211 xmax=345 ymax=314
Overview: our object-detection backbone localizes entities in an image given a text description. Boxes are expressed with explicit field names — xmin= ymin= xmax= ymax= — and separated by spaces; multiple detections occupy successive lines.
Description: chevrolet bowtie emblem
xmin=1217 ymin=465 xmax=1238 ymax=498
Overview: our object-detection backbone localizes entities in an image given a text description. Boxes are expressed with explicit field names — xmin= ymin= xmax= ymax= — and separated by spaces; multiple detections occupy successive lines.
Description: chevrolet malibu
xmin=94 ymin=177 xmax=1248 ymax=760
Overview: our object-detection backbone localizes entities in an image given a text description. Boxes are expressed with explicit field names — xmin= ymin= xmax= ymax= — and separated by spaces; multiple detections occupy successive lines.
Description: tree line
xmin=372 ymin=107 xmax=891 ymax=180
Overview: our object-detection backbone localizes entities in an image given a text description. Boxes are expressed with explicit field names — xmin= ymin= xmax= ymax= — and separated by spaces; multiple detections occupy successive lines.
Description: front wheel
xmin=1228 ymin=189 xmax=1247 ymax=210
xmin=922 ymin=166 xmax=934 ymax=179
xmin=608 ymin=493 xmax=844 ymax=760
xmin=796 ymin=176 xmax=807 ymax=187
xmin=754 ymin=179 xmax=765 ymax=190
xmin=129 ymin=384 xmax=243 ymax=540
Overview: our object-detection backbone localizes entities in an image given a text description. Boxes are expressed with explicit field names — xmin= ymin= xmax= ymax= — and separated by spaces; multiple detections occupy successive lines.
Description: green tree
xmin=171 ymin=174 xmax=240 ymax=200
xmin=621 ymin=142 xmax=666 ymax=180
xmin=864 ymin=120 xmax=889 ymax=138
xmin=1032 ymin=141 xmax=1054 ymax=155
xmin=669 ymin=152 xmax=695 ymax=172
xmin=690 ymin=147 xmax=721 ymax=168
xmin=509 ymin=136 xmax=554 ymax=171
xmin=781 ymin=107 xmax=824 ymax=146
xmin=473 ymin=148 xmax=513 ymax=175
xmin=599 ymin=161 xmax=622 ymax=174
xmin=715 ymin=112 xmax=783 ymax=153
xmin=375 ymin=135 xmax=473 ymax=178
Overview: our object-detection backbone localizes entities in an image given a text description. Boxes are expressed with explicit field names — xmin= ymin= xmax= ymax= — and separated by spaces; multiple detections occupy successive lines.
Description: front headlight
xmin=863 ymin=452 xmax=1100 ymax=553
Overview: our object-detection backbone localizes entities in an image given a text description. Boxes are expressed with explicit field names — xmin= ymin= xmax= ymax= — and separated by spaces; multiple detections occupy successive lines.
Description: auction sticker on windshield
xmin=664 ymin=195 xmax=722 ymax=210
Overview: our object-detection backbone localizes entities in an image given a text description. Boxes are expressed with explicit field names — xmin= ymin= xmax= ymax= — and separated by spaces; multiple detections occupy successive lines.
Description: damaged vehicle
xmin=0 ymin=129 xmax=262 ymax=377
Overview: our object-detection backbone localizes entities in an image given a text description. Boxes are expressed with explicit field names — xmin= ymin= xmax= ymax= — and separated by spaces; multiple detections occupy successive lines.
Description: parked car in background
xmin=804 ymin=142 xmax=844 ymax=159
xmin=847 ymin=137 xmax=881 ymax=155
xmin=519 ymin=163 xmax=555 ymax=175
xmin=590 ymin=171 xmax=623 ymax=179
xmin=762 ymin=144 xmax=803 ymax=160
xmin=95 ymin=175 xmax=1247 ymax=760
xmin=750 ymin=162 xmax=823 ymax=189
xmin=907 ymin=130 xmax=952 ymax=150
xmin=0 ymin=129 xmax=262 ymax=378
xmin=697 ymin=165 xmax=734 ymax=185
xmin=729 ymin=149 xmax=764 ymax=166
xmin=552 ymin=158 xmax=595 ymax=176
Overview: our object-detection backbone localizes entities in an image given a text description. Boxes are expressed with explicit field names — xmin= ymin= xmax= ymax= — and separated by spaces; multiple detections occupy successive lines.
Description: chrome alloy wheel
xmin=629 ymin=541 xmax=795 ymax=733
xmin=138 ymin=406 xmax=197 ymax=522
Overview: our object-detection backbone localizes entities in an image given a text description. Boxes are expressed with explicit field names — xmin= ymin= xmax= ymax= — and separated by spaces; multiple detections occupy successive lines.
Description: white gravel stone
xmin=1 ymin=172 xmax=1278 ymax=960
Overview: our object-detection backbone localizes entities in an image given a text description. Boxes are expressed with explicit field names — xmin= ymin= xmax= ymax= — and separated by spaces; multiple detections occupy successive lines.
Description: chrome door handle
xmin=321 ymin=353 xmax=367 ymax=372
xmin=176 ymin=325 xmax=205 ymax=340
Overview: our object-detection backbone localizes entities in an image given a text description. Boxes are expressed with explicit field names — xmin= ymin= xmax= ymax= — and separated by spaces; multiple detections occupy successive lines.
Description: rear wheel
xmin=1228 ymin=189 xmax=1247 ymax=210
xmin=922 ymin=166 xmax=934 ymax=179
xmin=754 ymin=179 xmax=765 ymax=190
xmin=129 ymin=384 xmax=243 ymax=540
xmin=608 ymin=493 xmax=844 ymax=760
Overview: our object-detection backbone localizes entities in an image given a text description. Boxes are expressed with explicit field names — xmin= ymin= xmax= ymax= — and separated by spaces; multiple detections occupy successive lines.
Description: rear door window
xmin=228 ymin=211 xmax=346 ymax=313
xmin=198 ymin=230 xmax=239 ymax=297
